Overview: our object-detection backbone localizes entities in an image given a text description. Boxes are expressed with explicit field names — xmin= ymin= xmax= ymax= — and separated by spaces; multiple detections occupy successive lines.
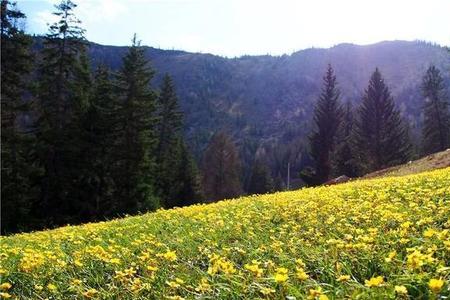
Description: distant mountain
xmin=85 ymin=40 xmax=450 ymax=158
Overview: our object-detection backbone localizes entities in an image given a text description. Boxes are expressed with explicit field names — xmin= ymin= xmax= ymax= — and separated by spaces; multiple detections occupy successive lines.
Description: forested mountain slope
xmin=84 ymin=40 xmax=450 ymax=155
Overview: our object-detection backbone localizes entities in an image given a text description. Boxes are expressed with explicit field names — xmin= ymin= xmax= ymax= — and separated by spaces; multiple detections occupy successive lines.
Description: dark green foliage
xmin=1 ymin=0 xmax=38 ymax=233
xmin=170 ymin=140 xmax=205 ymax=207
xmin=332 ymin=102 xmax=360 ymax=177
xmin=34 ymin=0 xmax=90 ymax=226
xmin=247 ymin=159 xmax=274 ymax=195
xmin=421 ymin=65 xmax=450 ymax=154
xmin=85 ymin=40 xmax=450 ymax=164
xmin=154 ymin=75 xmax=204 ymax=208
xmin=307 ymin=64 xmax=343 ymax=184
xmin=354 ymin=68 xmax=412 ymax=173
xmin=74 ymin=66 xmax=120 ymax=220
xmin=201 ymin=131 xmax=242 ymax=201
xmin=113 ymin=35 xmax=160 ymax=214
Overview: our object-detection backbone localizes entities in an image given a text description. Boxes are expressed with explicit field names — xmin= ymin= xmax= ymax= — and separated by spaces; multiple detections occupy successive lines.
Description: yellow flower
xmin=385 ymin=250 xmax=396 ymax=263
xmin=296 ymin=268 xmax=309 ymax=281
xmin=423 ymin=228 xmax=437 ymax=238
xmin=364 ymin=276 xmax=384 ymax=287
xmin=244 ymin=261 xmax=263 ymax=277
xmin=307 ymin=287 xmax=327 ymax=300
xmin=82 ymin=288 xmax=98 ymax=298
xmin=273 ymin=267 xmax=289 ymax=283
xmin=166 ymin=279 xmax=183 ymax=289
xmin=428 ymin=278 xmax=444 ymax=294
xmin=147 ymin=265 xmax=158 ymax=272
xmin=394 ymin=285 xmax=407 ymax=295
xmin=337 ymin=275 xmax=350 ymax=282
xmin=195 ymin=278 xmax=210 ymax=293
xmin=34 ymin=285 xmax=43 ymax=291
xmin=162 ymin=250 xmax=177 ymax=262
xmin=47 ymin=283 xmax=58 ymax=292
xmin=260 ymin=287 xmax=275 ymax=295
xmin=74 ymin=259 xmax=84 ymax=267
xmin=0 ymin=283 xmax=11 ymax=291
xmin=0 ymin=292 xmax=12 ymax=299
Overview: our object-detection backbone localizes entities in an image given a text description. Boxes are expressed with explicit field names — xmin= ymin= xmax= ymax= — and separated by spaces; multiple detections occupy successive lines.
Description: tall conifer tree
xmin=34 ymin=0 xmax=89 ymax=225
xmin=354 ymin=68 xmax=411 ymax=172
xmin=1 ymin=0 xmax=36 ymax=233
xmin=75 ymin=66 xmax=119 ymax=220
xmin=155 ymin=74 xmax=203 ymax=208
xmin=421 ymin=65 xmax=450 ymax=154
xmin=308 ymin=64 xmax=343 ymax=183
xmin=332 ymin=101 xmax=360 ymax=177
xmin=113 ymin=35 xmax=159 ymax=214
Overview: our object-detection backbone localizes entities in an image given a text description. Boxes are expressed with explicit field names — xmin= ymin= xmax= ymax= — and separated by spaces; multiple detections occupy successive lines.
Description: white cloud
xmin=74 ymin=0 xmax=127 ymax=23
xmin=33 ymin=10 xmax=58 ymax=32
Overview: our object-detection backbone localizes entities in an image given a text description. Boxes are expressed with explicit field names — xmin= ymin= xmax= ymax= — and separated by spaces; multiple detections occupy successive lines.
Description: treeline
xmin=302 ymin=64 xmax=450 ymax=184
xmin=1 ymin=0 xmax=203 ymax=234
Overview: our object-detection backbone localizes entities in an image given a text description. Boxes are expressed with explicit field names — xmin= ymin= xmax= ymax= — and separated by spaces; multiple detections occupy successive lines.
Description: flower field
xmin=1 ymin=168 xmax=450 ymax=299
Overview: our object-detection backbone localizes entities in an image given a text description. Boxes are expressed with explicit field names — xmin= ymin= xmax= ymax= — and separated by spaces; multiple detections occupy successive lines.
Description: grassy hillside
xmin=1 ymin=168 xmax=449 ymax=299
xmin=364 ymin=149 xmax=450 ymax=179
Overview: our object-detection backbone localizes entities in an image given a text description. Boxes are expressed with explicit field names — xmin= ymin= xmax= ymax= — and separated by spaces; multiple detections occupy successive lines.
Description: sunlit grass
xmin=1 ymin=168 xmax=449 ymax=299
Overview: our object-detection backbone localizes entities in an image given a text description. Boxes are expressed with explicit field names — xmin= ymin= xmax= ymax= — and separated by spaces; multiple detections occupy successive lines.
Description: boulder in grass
xmin=325 ymin=175 xmax=351 ymax=185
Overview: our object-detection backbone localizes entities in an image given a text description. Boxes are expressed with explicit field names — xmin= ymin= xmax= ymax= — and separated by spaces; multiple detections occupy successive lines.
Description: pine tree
xmin=171 ymin=139 xmax=204 ymax=207
xmin=1 ymin=0 xmax=36 ymax=233
xmin=34 ymin=0 xmax=89 ymax=225
xmin=154 ymin=74 xmax=183 ymax=207
xmin=113 ymin=35 xmax=159 ymax=214
xmin=201 ymin=131 xmax=242 ymax=201
xmin=354 ymin=68 xmax=411 ymax=172
xmin=308 ymin=64 xmax=343 ymax=183
xmin=247 ymin=158 xmax=274 ymax=194
xmin=332 ymin=102 xmax=360 ymax=177
xmin=153 ymin=75 xmax=204 ymax=208
xmin=74 ymin=66 xmax=120 ymax=220
xmin=156 ymin=74 xmax=183 ymax=162
xmin=421 ymin=65 xmax=450 ymax=154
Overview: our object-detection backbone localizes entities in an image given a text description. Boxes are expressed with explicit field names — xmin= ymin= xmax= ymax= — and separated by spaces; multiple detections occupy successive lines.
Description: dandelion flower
xmin=364 ymin=276 xmax=384 ymax=287
xmin=429 ymin=278 xmax=444 ymax=294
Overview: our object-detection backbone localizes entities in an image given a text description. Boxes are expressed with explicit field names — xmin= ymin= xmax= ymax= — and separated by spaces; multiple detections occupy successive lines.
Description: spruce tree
xmin=75 ymin=66 xmax=119 ymax=220
xmin=113 ymin=35 xmax=159 ymax=214
xmin=247 ymin=158 xmax=274 ymax=194
xmin=155 ymin=74 xmax=183 ymax=207
xmin=171 ymin=139 xmax=205 ymax=207
xmin=34 ymin=0 xmax=89 ymax=225
xmin=332 ymin=102 xmax=360 ymax=177
xmin=153 ymin=74 xmax=204 ymax=208
xmin=1 ymin=0 xmax=36 ymax=233
xmin=201 ymin=131 xmax=242 ymax=201
xmin=421 ymin=65 xmax=450 ymax=154
xmin=308 ymin=64 xmax=343 ymax=183
xmin=354 ymin=68 xmax=411 ymax=172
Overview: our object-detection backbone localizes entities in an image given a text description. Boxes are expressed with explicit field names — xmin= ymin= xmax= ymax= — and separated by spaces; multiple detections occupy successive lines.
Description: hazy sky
xmin=18 ymin=0 xmax=450 ymax=57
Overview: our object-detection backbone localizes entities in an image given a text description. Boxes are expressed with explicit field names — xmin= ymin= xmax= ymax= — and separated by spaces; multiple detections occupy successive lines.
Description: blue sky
xmin=18 ymin=0 xmax=450 ymax=57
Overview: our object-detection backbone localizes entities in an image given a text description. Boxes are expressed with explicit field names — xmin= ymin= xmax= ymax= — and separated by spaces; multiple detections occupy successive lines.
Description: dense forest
xmin=1 ymin=0 xmax=449 ymax=234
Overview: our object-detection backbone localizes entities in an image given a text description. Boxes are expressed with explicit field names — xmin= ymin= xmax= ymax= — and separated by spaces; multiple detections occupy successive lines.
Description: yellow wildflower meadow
xmin=0 ymin=168 xmax=449 ymax=299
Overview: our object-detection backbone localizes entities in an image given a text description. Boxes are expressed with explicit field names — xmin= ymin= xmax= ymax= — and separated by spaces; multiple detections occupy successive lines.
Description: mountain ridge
xmin=33 ymin=38 xmax=449 ymax=167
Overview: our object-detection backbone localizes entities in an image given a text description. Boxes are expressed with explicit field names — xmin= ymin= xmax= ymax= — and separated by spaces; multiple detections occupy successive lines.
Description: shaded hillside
xmin=85 ymin=40 xmax=450 ymax=157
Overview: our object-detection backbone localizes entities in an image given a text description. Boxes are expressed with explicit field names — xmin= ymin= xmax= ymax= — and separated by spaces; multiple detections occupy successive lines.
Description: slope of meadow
xmin=1 ymin=168 xmax=449 ymax=299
